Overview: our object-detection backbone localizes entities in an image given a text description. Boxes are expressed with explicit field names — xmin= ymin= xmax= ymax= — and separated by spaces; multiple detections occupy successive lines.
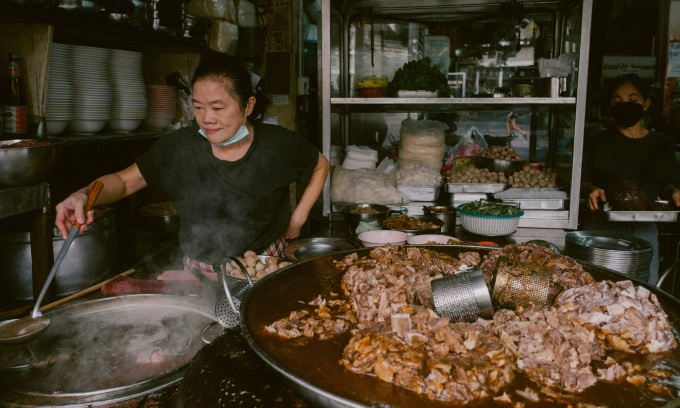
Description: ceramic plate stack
xmin=68 ymin=45 xmax=112 ymax=135
xmin=45 ymin=43 xmax=73 ymax=136
xmin=143 ymin=85 xmax=176 ymax=130
xmin=564 ymin=230 xmax=653 ymax=282
xmin=108 ymin=49 xmax=147 ymax=133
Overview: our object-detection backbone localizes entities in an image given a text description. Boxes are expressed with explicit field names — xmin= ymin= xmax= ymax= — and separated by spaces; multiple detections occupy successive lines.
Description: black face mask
xmin=610 ymin=101 xmax=644 ymax=128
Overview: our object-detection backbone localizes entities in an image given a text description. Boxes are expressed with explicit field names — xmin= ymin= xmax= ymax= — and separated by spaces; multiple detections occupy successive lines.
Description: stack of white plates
xmin=45 ymin=43 xmax=73 ymax=136
xmin=68 ymin=45 xmax=112 ymax=135
xmin=108 ymin=49 xmax=147 ymax=133
xmin=564 ymin=230 xmax=653 ymax=282
xmin=143 ymin=85 xmax=176 ymax=130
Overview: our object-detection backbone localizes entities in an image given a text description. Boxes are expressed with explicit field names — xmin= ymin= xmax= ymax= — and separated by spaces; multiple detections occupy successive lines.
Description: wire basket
xmin=457 ymin=203 xmax=523 ymax=236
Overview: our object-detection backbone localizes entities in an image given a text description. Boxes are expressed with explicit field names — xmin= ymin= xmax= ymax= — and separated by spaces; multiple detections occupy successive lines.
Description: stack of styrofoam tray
xmin=445 ymin=183 xmax=507 ymax=193
xmin=499 ymin=198 xmax=566 ymax=210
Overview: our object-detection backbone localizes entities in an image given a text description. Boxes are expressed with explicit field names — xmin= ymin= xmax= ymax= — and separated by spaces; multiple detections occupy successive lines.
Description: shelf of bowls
xmin=330 ymin=118 xmax=568 ymax=247
xmin=44 ymin=44 xmax=177 ymax=137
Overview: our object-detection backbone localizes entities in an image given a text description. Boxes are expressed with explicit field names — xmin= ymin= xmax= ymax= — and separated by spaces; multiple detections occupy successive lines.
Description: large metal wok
xmin=240 ymin=245 xmax=680 ymax=408
xmin=0 ymin=294 xmax=215 ymax=407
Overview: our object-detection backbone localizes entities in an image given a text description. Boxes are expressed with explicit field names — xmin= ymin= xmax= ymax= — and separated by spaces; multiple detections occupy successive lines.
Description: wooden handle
xmin=39 ymin=268 xmax=135 ymax=312
xmin=75 ymin=180 xmax=104 ymax=228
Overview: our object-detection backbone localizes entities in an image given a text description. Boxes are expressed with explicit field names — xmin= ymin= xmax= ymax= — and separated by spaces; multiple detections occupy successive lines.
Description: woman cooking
xmin=55 ymin=55 xmax=330 ymax=273
xmin=581 ymin=73 xmax=680 ymax=286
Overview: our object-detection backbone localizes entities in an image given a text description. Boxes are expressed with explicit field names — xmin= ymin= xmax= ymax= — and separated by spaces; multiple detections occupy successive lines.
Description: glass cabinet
xmin=318 ymin=0 xmax=593 ymax=231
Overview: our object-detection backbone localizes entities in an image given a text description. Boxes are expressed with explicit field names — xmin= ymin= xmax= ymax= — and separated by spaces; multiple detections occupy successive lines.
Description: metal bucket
xmin=0 ymin=215 xmax=117 ymax=300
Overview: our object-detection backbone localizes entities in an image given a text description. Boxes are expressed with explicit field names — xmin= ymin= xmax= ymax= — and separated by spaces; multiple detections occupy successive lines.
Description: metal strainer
xmin=201 ymin=258 xmax=254 ymax=344
xmin=431 ymin=267 xmax=494 ymax=323
xmin=490 ymin=256 xmax=550 ymax=309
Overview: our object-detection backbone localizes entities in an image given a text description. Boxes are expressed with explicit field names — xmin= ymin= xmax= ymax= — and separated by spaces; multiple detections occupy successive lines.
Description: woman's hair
xmin=607 ymin=73 xmax=649 ymax=100
xmin=191 ymin=54 xmax=253 ymax=110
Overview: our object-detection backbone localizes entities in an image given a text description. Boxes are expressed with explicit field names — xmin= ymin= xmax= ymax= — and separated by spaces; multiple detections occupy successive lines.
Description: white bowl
xmin=456 ymin=204 xmax=523 ymax=236
xmin=406 ymin=234 xmax=460 ymax=245
xmin=45 ymin=119 xmax=71 ymax=135
xmin=107 ymin=118 xmax=143 ymax=132
xmin=66 ymin=119 xmax=108 ymax=135
xmin=358 ymin=230 xmax=409 ymax=247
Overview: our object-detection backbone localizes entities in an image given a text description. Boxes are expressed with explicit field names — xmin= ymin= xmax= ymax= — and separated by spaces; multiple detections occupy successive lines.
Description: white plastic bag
xmin=235 ymin=0 xmax=257 ymax=27
xmin=399 ymin=119 xmax=448 ymax=165
xmin=186 ymin=0 xmax=236 ymax=22
xmin=209 ymin=20 xmax=239 ymax=55
xmin=538 ymin=52 xmax=578 ymax=77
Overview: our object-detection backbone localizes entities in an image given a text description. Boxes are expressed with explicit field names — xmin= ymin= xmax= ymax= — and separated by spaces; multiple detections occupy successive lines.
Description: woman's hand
xmin=672 ymin=189 xmax=680 ymax=208
xmin=55 ymin=190 xmax=94 ymax=239
xmin=588 ymin=186 xmax=606 ymax=211
xmin=282 ymin=211 xmax=306 ymax=240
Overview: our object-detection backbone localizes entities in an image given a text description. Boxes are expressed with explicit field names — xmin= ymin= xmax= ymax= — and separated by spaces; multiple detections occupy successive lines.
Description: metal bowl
xmin=0 ymin=139 xmax=64 ymax=187
xmin=341 ymin=204 xmax=390 ymax=231
xmin=475 ymin=155 xmax=525 ymax=177
xmin=382 ymin=215 xmax=444 ymax=237
xmin=423 ymin=205 xmax=457 ymax=234
xmin=138 ymin=203 xmax=180 ymax=241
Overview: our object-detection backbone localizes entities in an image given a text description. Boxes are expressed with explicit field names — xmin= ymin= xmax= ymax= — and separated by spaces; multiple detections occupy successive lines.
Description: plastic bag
xmin=538 ymin=52 xmax=578 ymax=77
xmin=209 ymin=20 xmax=239 ymax=55
xmin=399 ymin=119 xmax=448 ymax=165
xmin=235 ymin=0 xmax=257 ymax=27
xmin=443 ymin=126 xmax=488 ymax=171
xmin=186 ymin=0 xmax=236 ymax=22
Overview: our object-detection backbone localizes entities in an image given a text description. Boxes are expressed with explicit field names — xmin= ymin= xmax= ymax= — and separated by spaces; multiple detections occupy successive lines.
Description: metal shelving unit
xmin=319 ymin=0 xmax=593 ymax=232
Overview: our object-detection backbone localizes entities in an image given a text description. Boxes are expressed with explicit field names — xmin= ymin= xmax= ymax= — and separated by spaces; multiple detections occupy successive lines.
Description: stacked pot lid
xmin=564 ymin=230 xmax=653 ymax=282
xmin=108 ymin=49 xmax=147 ymax=133
xmin=143 ymin=85 xmax=176 ymax=130
xmin=67 ymin=45 xmax=112 ymax=135
xmin=45 ymin=43 xmax=73 ymax=136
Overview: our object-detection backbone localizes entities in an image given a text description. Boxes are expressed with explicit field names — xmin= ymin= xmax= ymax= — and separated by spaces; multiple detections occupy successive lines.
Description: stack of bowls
xmin=143 ymin=85 xmax=176 ymax=130
xmin=45 ymin=43 xmax=73 ymax=136
xmin=108 ymin=49 xmax=147 ymax=133
xmin=564 ymin=231 xmax=653 ymax=282
xmin=68 ymin=45 xmax=112 ymax=135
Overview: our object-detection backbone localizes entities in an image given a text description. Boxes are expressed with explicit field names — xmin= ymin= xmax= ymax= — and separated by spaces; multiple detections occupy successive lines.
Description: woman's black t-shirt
xmin=136 ymin=122 xmax=319 ymax=264
xmin=581 ymin=128 xmax=680 ymax=200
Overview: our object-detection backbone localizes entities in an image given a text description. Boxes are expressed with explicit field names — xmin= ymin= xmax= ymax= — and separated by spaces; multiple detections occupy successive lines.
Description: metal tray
xmin=396 ymin=185 xmax=441 ymax=202
xmin=499 ymin=198 xmax=565 ymax=210
xmin=520 ymin=209 xmax=569 ymax=219
xmin=446 ymin=183 xmax=507 ymax=193
xmin=603 ymin=201 xmax=680 ymax=222
xmin=284 ymin=237 xmax=361 ymax=262
xmin=448 ymin=192 xmax=489 ymax=202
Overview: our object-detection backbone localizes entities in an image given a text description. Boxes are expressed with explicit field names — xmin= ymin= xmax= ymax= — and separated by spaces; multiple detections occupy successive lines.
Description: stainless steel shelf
xmin=331 ymin=97 xmax=576 ymax=113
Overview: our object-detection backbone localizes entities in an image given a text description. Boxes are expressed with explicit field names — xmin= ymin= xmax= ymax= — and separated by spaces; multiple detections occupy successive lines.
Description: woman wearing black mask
xmin=581 ymin=73 xmax=680 ymax=286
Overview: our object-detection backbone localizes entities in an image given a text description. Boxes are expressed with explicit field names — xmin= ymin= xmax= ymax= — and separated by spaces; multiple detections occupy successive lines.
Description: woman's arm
xmin=661 ymin=184 xmax=680 ymax=207
xmin=581 ymin=181 xmax=606 ymax=211
xmin=283 ymin=152 xmax=330 ymax=240
xmin=55 ymin=163 xmax=148 ymax=238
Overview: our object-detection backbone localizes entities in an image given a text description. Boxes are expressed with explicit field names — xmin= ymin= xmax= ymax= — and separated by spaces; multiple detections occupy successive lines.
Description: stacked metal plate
xmin=564 ymin=231 xmax=653 ymax=282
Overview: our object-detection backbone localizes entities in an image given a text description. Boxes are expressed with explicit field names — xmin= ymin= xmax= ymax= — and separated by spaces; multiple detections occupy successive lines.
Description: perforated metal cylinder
xmin=431 ymin=268 xmax=494 ymax=323
xmin=491 ymin=257 xmax=550 ymax=309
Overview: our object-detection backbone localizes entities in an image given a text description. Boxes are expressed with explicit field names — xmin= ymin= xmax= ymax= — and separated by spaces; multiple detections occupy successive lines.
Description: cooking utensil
xmin=430 ymin=267 xmax=494 ymax=322
xmin=0 ymin=181 xmax=103 ymax=346
xmin=201 ymin=257 xmax=254 ymax=344
xmin=490 ymin=257 xmax=551 ymax=309
xmin=284 ymin=237 xmax=361 ymax=262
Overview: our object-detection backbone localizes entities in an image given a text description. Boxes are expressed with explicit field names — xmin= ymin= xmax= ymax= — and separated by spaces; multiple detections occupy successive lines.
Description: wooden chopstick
xmin=39 ymin=268 xmax=136 ymax=312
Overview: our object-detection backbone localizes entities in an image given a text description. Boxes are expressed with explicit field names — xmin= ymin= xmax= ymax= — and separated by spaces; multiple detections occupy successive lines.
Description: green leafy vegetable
xmin=387 ymin=57 xmax=451 ymax=96
xmin=462 ymin=200 xmax=521 ymax=216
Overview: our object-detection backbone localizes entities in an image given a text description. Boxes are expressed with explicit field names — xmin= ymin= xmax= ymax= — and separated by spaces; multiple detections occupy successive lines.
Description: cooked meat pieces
xmin=264 ymin=296 xmax=356 ymax=340
xmin=491 ymin=305 xmax=605 ymax=393
xmin=342 ymin=305 xmax=515 ymax=405
xmin=554 ymin=280 xmax=677 ymax=354
xmin=480 ymin=243 xmax=594 ymax=301
xmin=340 ymin=246 xmax=481 ymax=325
xmin=607 ymin=179 xmax=657 ymax=211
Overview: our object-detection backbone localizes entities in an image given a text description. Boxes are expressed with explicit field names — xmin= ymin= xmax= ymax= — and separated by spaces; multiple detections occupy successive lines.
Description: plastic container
xmin=457 ymin=204 xmax=523 ymax=236
xmin=396 ymin=185 xmax=441 ymax=202
xmin=357 ymin=87 xmax=385 ymax=98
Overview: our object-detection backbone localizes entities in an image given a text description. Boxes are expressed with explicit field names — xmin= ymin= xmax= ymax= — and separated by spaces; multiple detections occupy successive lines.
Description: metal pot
xmin=239 ymin=246 xmax=680 ymax=408
xmin=0 ymin=215 xmax=117 ymax=301
xmin=423 ymin=205 xmax=457 ymax=234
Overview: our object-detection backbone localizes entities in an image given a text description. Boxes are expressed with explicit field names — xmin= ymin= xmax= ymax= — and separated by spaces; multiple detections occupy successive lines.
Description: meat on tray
xmin=263 ymin=244 xmax=678 ymax=405
xmin=607 ymin=179 xmax=672 ymax=211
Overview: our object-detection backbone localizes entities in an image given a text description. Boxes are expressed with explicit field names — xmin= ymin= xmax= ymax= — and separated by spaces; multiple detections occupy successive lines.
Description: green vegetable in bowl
xmin=386 ymin=57 xmax=451 ymax=96
xmin=462 ymin=200 xmax=521 ymax=216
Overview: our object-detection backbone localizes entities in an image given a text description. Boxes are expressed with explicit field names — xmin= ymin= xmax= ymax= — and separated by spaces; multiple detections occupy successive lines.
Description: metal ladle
xmin=0 ymin=181 xmax=104 ymax=346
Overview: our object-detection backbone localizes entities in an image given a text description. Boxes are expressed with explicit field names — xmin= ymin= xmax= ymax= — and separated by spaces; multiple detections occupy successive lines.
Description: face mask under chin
xmin=610 ymin=101 xmax=644 ymax=128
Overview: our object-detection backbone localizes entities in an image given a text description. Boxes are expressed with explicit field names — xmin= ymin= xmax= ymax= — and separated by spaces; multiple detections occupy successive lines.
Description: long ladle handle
xmin=31 ymin=181 xmax=104 ymax=318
